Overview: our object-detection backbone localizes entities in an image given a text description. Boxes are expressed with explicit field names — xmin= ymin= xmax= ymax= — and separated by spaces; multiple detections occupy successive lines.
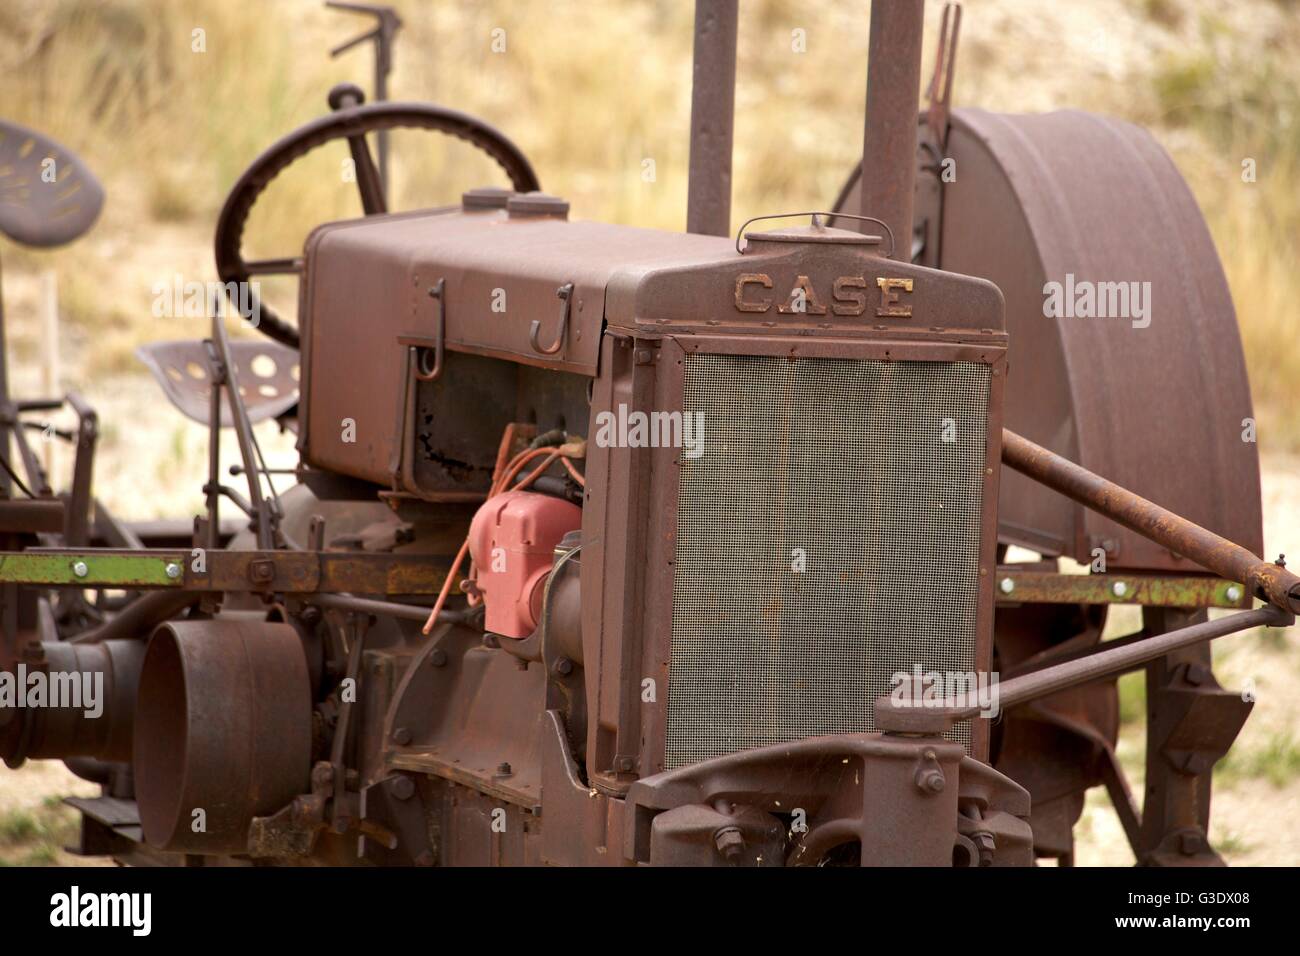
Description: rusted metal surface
xmin=990 ymin=601 xmax=1114 ymax=863
xmin=955 ymin=109 xmax=1256 ymax=568
xmin=1002 ymin=428 xmax=1300 ymax=613
xmin=685 ymin=0 xmax=737 ymax=237
xmin=834 ymin=108 xmax=1262 ymax=571
xmin=0 ymin=499 xmax=64 ymax=535
xmin=585 ymin=266 xmax=1007 ymax=791
xmin=1 ymin=0 xmax=1292 ymax=870
xmin=995 ymin=568 xmax=1248 ymax=608
xmin=1137 ymin=608 xmax=1245 ymax=866
xmin=626 ymin=732 xmax=1031 ymax=866
xmin=860 ymin=0 xmax=924 ymax=258
xmin=384 ymin=622 xmax=546 ymax=814
xmin=134 ymin=619 xmax=312 ymax=852
xmin=1 ymin=638 xmax=143 ymax=767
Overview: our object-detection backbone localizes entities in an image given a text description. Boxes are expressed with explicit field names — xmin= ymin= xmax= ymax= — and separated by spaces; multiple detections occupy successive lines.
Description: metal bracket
xmin=401 ymin=279 xmax=445 ymax=382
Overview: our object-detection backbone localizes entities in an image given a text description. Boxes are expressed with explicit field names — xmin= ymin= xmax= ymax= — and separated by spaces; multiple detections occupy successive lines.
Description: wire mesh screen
xmin=664 ymin=352 xmax=990 ymax=769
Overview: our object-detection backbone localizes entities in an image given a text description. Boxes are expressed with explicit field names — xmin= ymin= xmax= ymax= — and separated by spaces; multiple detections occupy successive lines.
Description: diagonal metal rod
xmin=209 ymin=308 xmax=276 ymax=550
xmin=1001 ymin=428 xmax=1300 ymax=614
xmin=876 ymin=605 xmax=1289 ymax=732
xmin=980 ymin=605 xmax=1285 ymax=717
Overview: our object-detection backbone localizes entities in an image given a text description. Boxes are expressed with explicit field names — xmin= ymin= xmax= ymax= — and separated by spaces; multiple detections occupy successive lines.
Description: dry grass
xmin=1 ymin=0 xmax=1296 ymax=453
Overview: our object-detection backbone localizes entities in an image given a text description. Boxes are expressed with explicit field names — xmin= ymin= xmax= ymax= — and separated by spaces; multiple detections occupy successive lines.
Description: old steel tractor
xmin=0 ymin=1 xmax=1294 ymax=867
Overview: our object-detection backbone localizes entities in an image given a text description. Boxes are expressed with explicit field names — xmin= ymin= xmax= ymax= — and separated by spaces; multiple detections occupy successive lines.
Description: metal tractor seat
xmin=135 ymin=339 xmax=300 ymax=426
xmin=0 ymin=119 xmax=104 ymax=248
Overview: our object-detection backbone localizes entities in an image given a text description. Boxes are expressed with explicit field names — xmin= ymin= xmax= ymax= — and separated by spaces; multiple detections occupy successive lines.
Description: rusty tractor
xmin=0 ymin=1 xmax=1293 ymax=867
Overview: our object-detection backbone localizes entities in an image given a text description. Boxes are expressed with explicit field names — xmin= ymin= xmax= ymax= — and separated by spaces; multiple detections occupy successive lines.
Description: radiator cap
xmin=742 ymin=221 xmax=881 ymax=252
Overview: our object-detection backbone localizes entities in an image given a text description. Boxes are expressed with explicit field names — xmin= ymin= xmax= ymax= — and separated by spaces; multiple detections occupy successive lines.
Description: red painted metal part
xmin=467 ymin=489 xmax=582 ymax=639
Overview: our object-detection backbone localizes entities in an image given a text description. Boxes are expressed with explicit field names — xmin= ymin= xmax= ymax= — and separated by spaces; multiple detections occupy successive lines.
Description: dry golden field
xmin=0 ymin=0 xmax=1297 ymax=865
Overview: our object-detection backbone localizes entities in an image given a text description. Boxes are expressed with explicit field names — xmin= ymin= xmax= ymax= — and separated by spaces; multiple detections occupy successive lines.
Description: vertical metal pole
xmin=0 ymin=253 xmax=11 ymax=498
xmin=204 ymin=343 xmax=222 ymax=555
xmin=861 ymin=0 xmax=925 ymax=259
xmin=40 ymin=270 xmax=58 ymax=478
xmin=686 ymin=0 xmax=738 ymax=237
xmin=373 ymin=12 xmax=398 ymax=194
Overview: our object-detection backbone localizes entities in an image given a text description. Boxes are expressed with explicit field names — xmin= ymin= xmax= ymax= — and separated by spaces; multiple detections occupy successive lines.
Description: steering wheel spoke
xmin=346 ymin=134 xmax=388 ymax=215
xmin=244 ymin=257 xmax=304 ymax=277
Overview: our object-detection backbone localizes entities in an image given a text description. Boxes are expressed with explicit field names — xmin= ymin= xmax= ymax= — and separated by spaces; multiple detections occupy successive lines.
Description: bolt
xmin=615 ymin=756 xmax=635 ymax=773
xmin=998 ymin=577 xmax=1015 ymax=595
xmin=392 ymin=727 xmax=412 ymax=746
xmin=390 ymin=775 xmax=415 ymax=800
xmin=1179 ymin=831 xmax=1205 ymax=856
xmin=714 ymin=826 xmax=745 ymax=863
xmin=496 ymin=762 xmax=513 ymax=776
xmin=1225 ymin=584 xmax=1243 ymax=603
xmin=918 ymin=770 xmax=945 ymax=794
xmin=310 ymin=762 xmax=334 ymax=788
xmin=72 ymin=560 xmax=89 ymax=579
xmin=553 ymin=656 xmax=574 ymax=676
xmin=164 ymin=562 xmax=182 ymax=580
xmin=1111 ymin=580 xmax=1128 ymax=598
xmin=429 ymin=648 xmax=448 ymax=667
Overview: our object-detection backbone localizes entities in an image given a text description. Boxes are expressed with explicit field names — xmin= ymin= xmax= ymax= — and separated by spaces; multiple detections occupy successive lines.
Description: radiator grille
xmin=665 ymin=352 xmax=990 ymax=769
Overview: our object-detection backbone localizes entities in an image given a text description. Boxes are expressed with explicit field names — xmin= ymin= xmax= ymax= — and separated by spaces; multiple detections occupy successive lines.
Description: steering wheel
xmin=214 ymin=83 xmax=540 ymax=350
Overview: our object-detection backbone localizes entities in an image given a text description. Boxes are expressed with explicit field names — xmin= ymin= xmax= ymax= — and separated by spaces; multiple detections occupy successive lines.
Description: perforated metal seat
xmin=135 ymin=339 xmax=300 ymax=427
xmin=0 ymin=119 xmax=104 ymax=248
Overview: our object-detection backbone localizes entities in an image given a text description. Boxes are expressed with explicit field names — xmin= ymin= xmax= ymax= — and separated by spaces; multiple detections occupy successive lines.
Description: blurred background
xmin=0 ymin=0 xmax=1296 ymax=865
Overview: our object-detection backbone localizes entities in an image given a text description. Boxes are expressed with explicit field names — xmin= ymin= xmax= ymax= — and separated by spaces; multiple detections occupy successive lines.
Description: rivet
xmin=1225 ymin=584 xmax=1243 ymax=603
xmin=1112 ymin=581 xmax=1128 ymax=598
xmin=72 ymin=561 xmax=89 ymax=579
xmin=165 ymin=562 xmax=182 ymax=579
xmin=999 ymin=577 xmax=1015 ymax=595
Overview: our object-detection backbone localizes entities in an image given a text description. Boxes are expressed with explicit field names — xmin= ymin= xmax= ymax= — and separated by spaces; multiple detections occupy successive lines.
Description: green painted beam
xmin=0 ymin=551 xmax=184 ymax=587
xmin=994 ymin=570 xmax=1248 ymax=609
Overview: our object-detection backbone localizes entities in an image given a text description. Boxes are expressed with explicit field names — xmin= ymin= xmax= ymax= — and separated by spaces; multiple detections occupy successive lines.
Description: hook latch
xmin=530 ymin=283 xmax=574 ymax=356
